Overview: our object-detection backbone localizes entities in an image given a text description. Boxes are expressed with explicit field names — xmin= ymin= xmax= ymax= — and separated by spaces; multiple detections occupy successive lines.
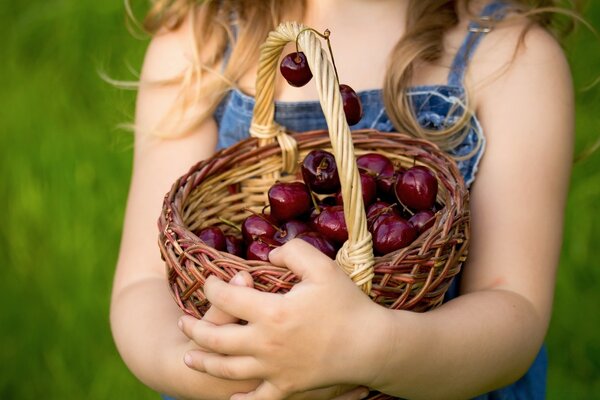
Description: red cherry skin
xmin=196 ymin=226 xmax=226 ymax=251
xmin=246 ymin=237 xmax=280 ymax=261
xmin=241 ymin=214 xmax=278 ymax=244
xmin=280 ymin=52 xmax=313 ymax=87
xmin=394 ymin=166 xmax=438 ymax=211
xmin=357 ymin=153 xmax=395 ymax=179
xmin=339 ymin=84 xmax=363 ymax=126
xmin=366 ymin=201 xmax=398 ymax=231
xmin=332 ymin=173 xmax=375 ymax=207
xmin=225 ymin=235 xmax=245 ymax=257
xmin=301 ymin=150 xmax=340 ymax=194
xmin=360 ymin=171 xmax=377 ymax=207
xmin=408 ymin=210 xmax=436 ymax=234
xmin=313 ymin=205 xmax=348 ymax=244
xmin=296 ymin=232 xmax=337 ymax=259
xmin=268 ymin=181 xmax=311 ymax=222
xmin=372 ymin=215 xmax=416 ymax=255
xmin=274 ymin=220 xmax=311 ymax=244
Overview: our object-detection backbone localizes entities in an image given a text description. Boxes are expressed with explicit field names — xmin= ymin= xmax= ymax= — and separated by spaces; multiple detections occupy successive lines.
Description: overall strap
xmin=221 ymin=13 xmax=239 ymax=71
xmin=447 ymin=1 xmax=511 ymax=86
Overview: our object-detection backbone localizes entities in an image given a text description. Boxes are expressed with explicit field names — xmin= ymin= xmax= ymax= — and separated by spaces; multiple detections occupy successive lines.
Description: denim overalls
xmin=164 ymin=1 xmax=548 ymax=399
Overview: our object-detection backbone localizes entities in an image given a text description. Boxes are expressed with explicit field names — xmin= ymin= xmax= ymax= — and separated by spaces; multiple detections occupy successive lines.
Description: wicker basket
xmin=158 ymin=22 xmax=470 ymax=399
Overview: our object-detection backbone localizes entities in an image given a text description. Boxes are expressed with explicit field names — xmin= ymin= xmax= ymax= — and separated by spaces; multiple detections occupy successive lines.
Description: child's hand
xmin=201 ymin=271 xmax=254 ymax=326
xmin=179 ymin=239 xmax=389 ymax=400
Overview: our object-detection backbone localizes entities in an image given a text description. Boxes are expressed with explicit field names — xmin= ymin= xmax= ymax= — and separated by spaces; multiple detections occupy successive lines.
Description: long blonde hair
xmin=137 ymin=0 xmax=582 ymax=152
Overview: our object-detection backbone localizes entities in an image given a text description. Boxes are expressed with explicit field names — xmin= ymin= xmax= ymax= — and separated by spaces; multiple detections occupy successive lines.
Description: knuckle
xmin=216 ymin=361 xmax=235 ymax=379
xmin=265 ymin=303 xmax=287 ymax=325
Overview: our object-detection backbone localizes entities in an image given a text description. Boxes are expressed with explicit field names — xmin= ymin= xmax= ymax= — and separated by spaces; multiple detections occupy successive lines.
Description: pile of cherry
xmin=193 ymin=150 xmax=440 ymax=260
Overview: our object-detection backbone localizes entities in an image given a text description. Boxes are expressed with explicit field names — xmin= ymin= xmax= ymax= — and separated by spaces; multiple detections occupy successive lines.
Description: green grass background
xmin=1 ymin=1 xmax=599 ymax=398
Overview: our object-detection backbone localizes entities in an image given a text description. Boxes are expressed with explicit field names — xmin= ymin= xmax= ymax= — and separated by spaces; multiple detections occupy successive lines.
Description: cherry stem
xmin=317 ymin=157 xmax=329 ymax=173
xmin=296 ymin=28 xmax=339 ymax=85
xmin=244 ymin=207 xmax=284 ymax=234
xmin=218 ymin=217 xmax=241 ymax=232
xmin=393 ymin=193 xmax=415 ymax=216
xmin=308 ymin=187 xmax=321 ymax=214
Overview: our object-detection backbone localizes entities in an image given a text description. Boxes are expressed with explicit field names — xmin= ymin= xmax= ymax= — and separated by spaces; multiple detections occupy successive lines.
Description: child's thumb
xmin=229 ymin=270 xmax=254 ymax=288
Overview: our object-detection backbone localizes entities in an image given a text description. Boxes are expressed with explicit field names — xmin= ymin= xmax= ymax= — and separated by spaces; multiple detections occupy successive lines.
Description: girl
xmin=110 ymin=0 xmax=577 ymax=399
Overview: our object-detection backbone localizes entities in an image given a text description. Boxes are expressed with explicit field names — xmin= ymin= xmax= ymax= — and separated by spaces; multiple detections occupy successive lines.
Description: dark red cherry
xmin=268 ymin=181 xmax=311 ymax=222
xmin=241 ymin=214 xmax=278 ymax=244
xmin=246 ymin=237 xmax=280 ymax=261
xmin=339 ymin=84 xmax=363 ymax=126
xmin=274 ymin=220 xmax=311 ymax=244
xmin=321 ymin=195 xmax=338 ymax=207
xmin=357 ymin=153 xmax=395 ymax=179
xmin=366 ymin=201 xmax=399 ymax=231
xmin=196 ymin=226 xmax=226 ymax=251
xmin=372 ymin=215 xmax=416 ymax=255
xmin=359 ymin=171 xmax=377 ymax=207
xmin=296 ymin=231 xmax=337 ymax=259
xmin=301 ymin=150 xmax=340 ymax=194
xmin=280 ymin=52 xmax=313 ymax=87
xmin=408 ymin=210 xmax=436 ymax=234
xmin=313 ymin=205 xmax=348 ymax=244
xmin=394 ymin=166 xmax=438 ymax=211
xmin=225 ymin=234 xmax=245 ymax=257
xmin=357 ymin=153 xmax=396 ymax=197
xmin=332 ymin=172 xmax=375 ymax=207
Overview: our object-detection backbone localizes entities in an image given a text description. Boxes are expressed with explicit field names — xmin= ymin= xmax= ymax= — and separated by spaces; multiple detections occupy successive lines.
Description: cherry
xmin=408 ymin=210 xmax=436 ymax=234
xmin=321 ymin=195 xmax=339 ymax=207
xmin=366 ymin=201 xmax=398 ymax=231
xmin=296 ymin=231 xmax=337 ymax=259
xmin=225 ymin=234 xmax=245 ymax=257
xmin=268 ymin=181 xmax=311 ymax=222
xmin=274 ymin=220 xmax=311 ymax=244
xmin=246 ymin=237 xmax=280 ymax=261
xmin=394 ymin=165 xmax=438 ymax=211
xmin=339 ymin=84 xmax=363 ymax=126
xmin=301 ymin=150 xmax=340 ymax=194
xmin=312 ymin=205 xmax=348 ymax=244
xmin=241 ymin=213 xmax=278 ymax=244
xmin=357 ymin=153 xmax=395 ymax=180
xmin=332 ymin=171 xmax=376 ymax=207
xmin=195 ymin=226 xmax=226 ymax=251
xmin=359 ymin=171 xmax=377 ymax=207
xmin=372 ymin=215 xmax=416 ymax=255
xmin=280 ymin=52 xmax=313 ymax=87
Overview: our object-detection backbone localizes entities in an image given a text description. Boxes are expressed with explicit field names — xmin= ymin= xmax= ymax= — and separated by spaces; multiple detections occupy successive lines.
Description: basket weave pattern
xmin=158 ymin=22 xmax=470 ymax=399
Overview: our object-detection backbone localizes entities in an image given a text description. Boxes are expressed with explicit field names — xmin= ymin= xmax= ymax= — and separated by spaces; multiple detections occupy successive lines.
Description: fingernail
xmin=230 ymin=273 xmax=245 ymax=285
xmin=359 ymin=390 xmax=370 ymax=399
xmin=183 ymin=352 xmax=193 ymax=367
xmin=178 ymin=318 xmax=184 ymax=330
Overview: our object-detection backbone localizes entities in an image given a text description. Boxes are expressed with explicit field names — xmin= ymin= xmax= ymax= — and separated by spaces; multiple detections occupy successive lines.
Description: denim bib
xmin=166 ymin=2 xmax=547 ymax=399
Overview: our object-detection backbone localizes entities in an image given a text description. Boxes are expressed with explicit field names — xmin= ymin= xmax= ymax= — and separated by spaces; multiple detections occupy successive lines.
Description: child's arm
xmin=178 ymin=23 xmax=574 ymax=400
xmin=110 ymin=14 xmax=368 ymax=400
xmin=108 ymin=19 xmax=265 ymax=399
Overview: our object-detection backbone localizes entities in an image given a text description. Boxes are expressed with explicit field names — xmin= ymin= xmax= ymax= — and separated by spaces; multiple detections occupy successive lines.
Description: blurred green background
xmin=1 ymin=1 xmax=599 ymax=399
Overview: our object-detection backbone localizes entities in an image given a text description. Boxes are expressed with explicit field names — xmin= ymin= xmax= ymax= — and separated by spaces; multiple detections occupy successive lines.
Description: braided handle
xmin=250 ymin=22 xmax=374 ymax=294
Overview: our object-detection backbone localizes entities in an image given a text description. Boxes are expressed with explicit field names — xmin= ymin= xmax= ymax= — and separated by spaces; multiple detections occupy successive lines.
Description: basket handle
xmin=250 ymin=22 xmax=374 ymax=294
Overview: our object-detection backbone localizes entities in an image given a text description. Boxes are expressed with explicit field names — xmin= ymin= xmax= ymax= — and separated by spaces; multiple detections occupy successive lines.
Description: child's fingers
xmin=203 ymin=275 xmax=280 ymax=323
xmin=230 ymin=380 xmax=281 ymax=400
xmin=283 ymin=385 xmax=369 ymax=400
xmin=183 ymin=351 xmax=264 ymax=380
xmin=330 ymin=386 xmax=370 ymax=400
xmin=268 ymin=239 xmax=336 ymax=283
xmin=201 ymin=271 xmax=254 ymax=325
xmin=179 ymin=317 xmax=256 ymax=355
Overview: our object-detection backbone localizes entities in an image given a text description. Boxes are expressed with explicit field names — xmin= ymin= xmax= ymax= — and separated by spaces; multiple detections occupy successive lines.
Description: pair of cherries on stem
xmin=279 ymin=29 xmax=363 ymax=126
